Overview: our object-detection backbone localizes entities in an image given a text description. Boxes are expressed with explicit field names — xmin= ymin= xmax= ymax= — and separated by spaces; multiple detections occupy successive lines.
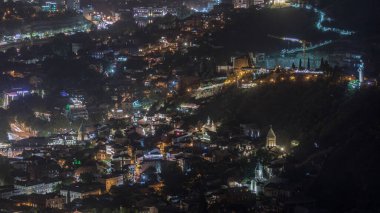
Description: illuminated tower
xmin=250 ymin=179 xmax=257 ymax=194
xmin=358 ymin=59 xmax=364 ymax=84
xmin=77 ymin=122 xmax=86 ymax=141
xmin=255 ymin=162 xmax=264 ymax=181
xmin=266 ymin=126 xmax=276 ymax=148
xmin=210 ymin=121 xmax=216 ymax=132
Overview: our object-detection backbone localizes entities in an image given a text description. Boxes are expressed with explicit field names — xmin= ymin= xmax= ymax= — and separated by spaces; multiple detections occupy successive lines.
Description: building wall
xmin=15 ymin=181 xmax=61 ymax=195
xmin=104 ymin=176 xmax=124 ymax=192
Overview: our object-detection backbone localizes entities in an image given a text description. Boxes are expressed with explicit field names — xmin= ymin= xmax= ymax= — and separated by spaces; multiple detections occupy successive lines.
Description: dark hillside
xmin=195 ymin=82 xmax=380 ymax=211
xmin=210 ymin=7 xmax=335 ymax=52
xmin=319 ymin=0 xmax=380 ymax=35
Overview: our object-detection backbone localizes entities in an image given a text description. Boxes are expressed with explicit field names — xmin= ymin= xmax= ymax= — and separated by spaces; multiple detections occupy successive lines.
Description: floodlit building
xmin=77 ymin=123 xmax=88 ymax=141
xmin=255 ymin=162 xmax=264 ymax=181
xmin=266 ymin=126 xmax=276 ymax=148
xmin=203 ymin=116 xmax=217 ymax=132
xmin=15 ymin=180 xmax=62 ymax=195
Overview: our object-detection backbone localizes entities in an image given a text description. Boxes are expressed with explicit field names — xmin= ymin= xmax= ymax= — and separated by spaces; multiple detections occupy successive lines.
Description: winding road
xmin=279 ymin=3 xmax=355 ymax=55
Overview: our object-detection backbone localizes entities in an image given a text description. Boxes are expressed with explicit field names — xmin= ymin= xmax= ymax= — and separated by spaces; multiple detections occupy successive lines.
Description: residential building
xmin=99 ymin=175 xmax=124 ymax=192
xmin=133 ymin=7 xmax=177 ymax=18
xmin=60 ymin=184 xmax=102 ymax=203
xmin=14 ymin=180 xmax=62 ymax=195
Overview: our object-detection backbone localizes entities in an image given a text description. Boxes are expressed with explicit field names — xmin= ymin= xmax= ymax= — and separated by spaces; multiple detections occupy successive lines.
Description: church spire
xmin=77 ymin=122 xmax=85 ymax=142
xmin=210 ymin=121 xmax=216 ymax=132
xmin=266 ymin=125 xmax=276 ymax=148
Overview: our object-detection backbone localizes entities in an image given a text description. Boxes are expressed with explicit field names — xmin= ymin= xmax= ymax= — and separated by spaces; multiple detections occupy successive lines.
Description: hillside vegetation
xmin=196 ymin=81 xmax=380 ymax=211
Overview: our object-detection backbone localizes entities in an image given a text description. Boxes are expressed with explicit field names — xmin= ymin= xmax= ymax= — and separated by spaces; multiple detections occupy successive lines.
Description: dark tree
xmin=298 ymin=59 xmax=302 ymax=69
xmin=319 ymin=57 xmax=325 ymax=70
xmin=80 ymin=173 xmax=95 ymax=184
xmin=0 ymin=157 xmax=13 ymax=186
xmin=0 ymin=109 xmax=10 ymax=141
xmin=161 ymin=162 xmax=186 ymax=195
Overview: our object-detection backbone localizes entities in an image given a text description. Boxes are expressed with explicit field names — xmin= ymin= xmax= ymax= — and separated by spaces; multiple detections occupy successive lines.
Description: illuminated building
xmin=234 ymin=0 xmax=250 ymax=9
xmin=0 ymin=186 xmax=22 ymax=199
xmin=202 ymin=116 xmax=217 ymax=132
xmin=207 ymin=0 xmax=221 ymax=11
xmin=233 ymin=55 xmax=253 ymax=71
xmin=138 ymin=159 xmax=162 ymax=183
xmin=253 ymin=0 xmax=265 ymax=6
xmin=177 ymin=158 xmax=191 ymax=173
xmin=77 ymin=123 xmax=88 ymax=141
xmin=60 ymin=184 xmax=102 ymax=203
xmin=240 ymin=124 xmax=260 ymax=139
xmin=42 ymin=2 xmax=57 ymax=13
xmin=255 ymin=162 xmax=264 ymax=181
xmin=1 ymin=16 xmax=91 ymax=46
xmin=2 ymin=88 xmax=30 ymax=109
xmin=232 ymin=0 xmax=264 ymax=8
xmin=266 ymin=126 xmax=277 ymax=148
xmin=272 ymin=0 xmax=286 ymax=4
xmin=128 ymin=164 xmax=136 ymax=183
xmin=108 ymin=108 xmax=127 ymax=119
xmin=7 ymin=70 xmax=24 ymax=78
xmin=133 ymin=7 xmax=177 ymax=18
xmin=11 ymin=194 xmax=65 ymax=209
xmin=82 ymin=5 xmax=94 ymax=21
xmin=143 ymin=149 xmax=163 ymax=160
xmin=136 ymin=124 xmax=156 ymax=137
xmin=95 ymin=150 xmax=111 ymax=161
xmin=48 ymin=133 xmax=77 ymax=146
xmin=250 ymin=179 xmax=258 ymax=193
xmin=66 ymin=106 xmax=88 ymax=120
xmin=193 ymin=78 xmax=226 ymax=99
xmin=357 ymin=58 xmax=364 ymax=84
xmin=177 ymin=103 xmax=200 ymax=114
xmin=15 ymin=180 xmax=62 ymax=195
xmin=172 ymin=132 xmax=192 ymax=144
xmin=106 ymin=145 xmax=117 ymax=158
xmin=90 ymin=49 xmax=113 ymax=59
xmin=45 ymin=195 xmax=66 ymax=209
xmin=66 ymin=0 xmax=80 ymax=12
xmin=65 ymin=95 xmax=89 ymax=121
xmin=217 ymin=65 xmax=234 ymax=74
xmin=34 ymin=112 xmax=51 ymax=122
xmin=99 ymin=175 xmax=124 ymax=192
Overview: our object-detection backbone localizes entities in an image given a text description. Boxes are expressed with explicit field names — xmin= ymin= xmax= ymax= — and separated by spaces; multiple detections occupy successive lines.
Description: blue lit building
xmin=42 ymin=2 xmax=58 ymax=13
